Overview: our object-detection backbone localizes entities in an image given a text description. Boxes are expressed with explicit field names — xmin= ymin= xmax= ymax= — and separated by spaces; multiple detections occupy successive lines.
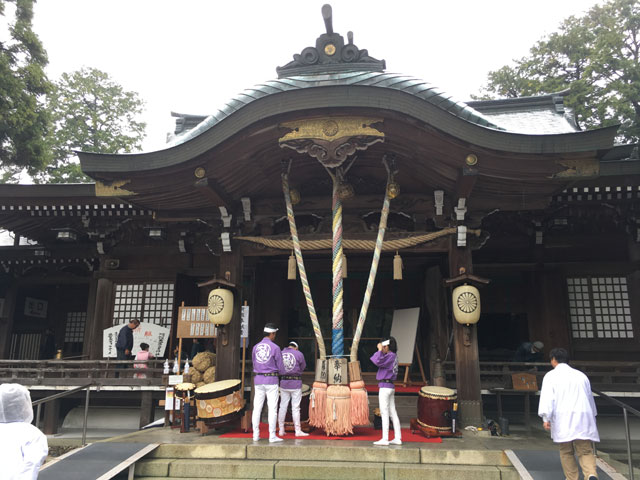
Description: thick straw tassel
xmin=309 ymin=382 xmax=327 ymax=428
xmin=324 ymin=385 xmax=353 ymax=436
xmin=393 ymin=251 xmax=403 ymax=280
xmin=287 ymin=253 xmax=296 ymax=280
xmin=349 ymin=380 xmax=369 ymax=425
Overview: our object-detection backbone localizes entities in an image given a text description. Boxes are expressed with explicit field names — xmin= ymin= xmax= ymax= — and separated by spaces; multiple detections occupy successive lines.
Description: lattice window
xmin=113 ymin=282 xmax=174 ymax=327
xmin=567 ymin=276 xmax=633 ymax=339
xmin=64 ymin=311 xmax=87 ymax=342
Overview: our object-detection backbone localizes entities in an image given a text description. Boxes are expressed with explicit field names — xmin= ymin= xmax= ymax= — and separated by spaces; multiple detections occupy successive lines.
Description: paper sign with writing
xmin=102 ymin=322 xmax=170 ymax=358
xmin=24 ymin=297 xmax=48 ymax=318
xmin=177 ymin=306 xmax=217 ymax=339
xmin=241 ymin=305 xmax=249 ymax=339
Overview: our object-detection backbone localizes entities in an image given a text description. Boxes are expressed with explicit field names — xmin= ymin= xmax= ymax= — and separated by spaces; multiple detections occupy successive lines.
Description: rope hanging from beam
xmin=236 ymin=227 xmax=479 ymax=251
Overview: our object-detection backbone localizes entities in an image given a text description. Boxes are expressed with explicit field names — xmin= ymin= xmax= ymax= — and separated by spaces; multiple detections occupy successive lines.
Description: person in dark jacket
xmin=115 ymin=319 xmax=140 ymax=376
xmin=513 ymin=341 xmax=544 ymax=362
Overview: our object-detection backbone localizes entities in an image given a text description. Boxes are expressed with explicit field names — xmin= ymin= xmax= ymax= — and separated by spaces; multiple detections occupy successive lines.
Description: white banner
xmin=103 ymin=322 xmax=170 ymax=358
xmin=241 ymin=305 xmax=250 ymax=339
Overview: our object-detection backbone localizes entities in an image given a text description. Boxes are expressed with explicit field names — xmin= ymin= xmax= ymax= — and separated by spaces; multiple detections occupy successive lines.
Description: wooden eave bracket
xmin=443 ymin=273 xmax=490 ymax=288
xmin=194 ymin=177 xmax=230 ymax=209
xmin=197 ymin=276 xmax=237 ymax=289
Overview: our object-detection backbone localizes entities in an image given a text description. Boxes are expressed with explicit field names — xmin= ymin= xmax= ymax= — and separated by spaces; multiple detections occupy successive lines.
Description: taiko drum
xmin=194 ymin=379 xmax=244 ymax=420
xmin=417 ymin=386 xmax=456 ymax=431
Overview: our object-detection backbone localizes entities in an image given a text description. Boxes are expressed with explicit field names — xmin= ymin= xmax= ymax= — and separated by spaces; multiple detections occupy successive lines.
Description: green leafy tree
xmin=0 ymin=0 xmax=51 ymax=174
xmin=35 ymin=67 xmax=147 ymax=183
xmin=475 ymin=0 xmax=640 ymax=142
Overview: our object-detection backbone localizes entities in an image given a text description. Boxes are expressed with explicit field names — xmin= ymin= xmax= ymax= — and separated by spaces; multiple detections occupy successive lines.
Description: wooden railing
xmin=0 ymin=359 xmax=168 ymax=387
xmin=441 ymin=361 xmax=640 ymax=391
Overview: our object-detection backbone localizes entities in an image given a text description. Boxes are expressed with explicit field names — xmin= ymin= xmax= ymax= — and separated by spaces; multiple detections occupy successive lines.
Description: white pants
xmin=379 ymin=387 xmax=401 ymax=441
xmin=252 ymin=383 xmax=279 ymax=440
xmin=278 ymin=388 xmax=303 ymax=432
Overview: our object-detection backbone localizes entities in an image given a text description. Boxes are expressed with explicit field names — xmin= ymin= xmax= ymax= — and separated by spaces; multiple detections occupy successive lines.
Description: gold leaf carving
xmin=95 ymin=180 xmax=135 ymax=197
xmin=553 ymin=158 xmax=599 ymax=178
xmin=279 ymin=117 xmax=384 ymax=143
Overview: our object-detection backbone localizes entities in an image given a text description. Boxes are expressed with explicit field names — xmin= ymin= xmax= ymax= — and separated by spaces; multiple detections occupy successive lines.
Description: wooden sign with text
xmin=177 ymin=306 xmax=217 ymax=339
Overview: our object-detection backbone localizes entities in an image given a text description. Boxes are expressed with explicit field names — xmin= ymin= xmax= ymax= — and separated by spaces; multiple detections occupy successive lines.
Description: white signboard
xmin=102 ymin=322 xmax=170 ymax=358
xmin=241 ymin=305 xmax=250 ymax=339
xmin=24 ymin=297 xmax=47 ymax=318
xmin=389 ymin=307 xmax=420 ymax=365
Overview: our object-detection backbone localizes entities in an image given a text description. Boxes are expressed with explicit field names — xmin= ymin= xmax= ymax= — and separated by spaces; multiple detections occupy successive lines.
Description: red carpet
xmin=221 ymin=423 xmax=442 ymax=443
xmin=365 ymin=385 xmax=422 ymax=394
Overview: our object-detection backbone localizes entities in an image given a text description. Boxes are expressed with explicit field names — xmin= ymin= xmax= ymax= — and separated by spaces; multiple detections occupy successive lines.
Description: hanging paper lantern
xmin=208 ymin=288 xmax=234 ymax=325
xmin=452 ymin=284 xmax=480 ymax=325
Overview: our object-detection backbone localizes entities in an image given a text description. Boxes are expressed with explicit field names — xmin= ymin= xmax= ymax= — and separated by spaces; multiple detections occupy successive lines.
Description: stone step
xmin=135 ymin=459 xmax=517 ymax=480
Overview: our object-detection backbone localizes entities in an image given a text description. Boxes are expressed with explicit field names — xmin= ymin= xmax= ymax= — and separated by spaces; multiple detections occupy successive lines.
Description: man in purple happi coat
xmin=370 ymin=336 xmax=402 ymax=446
xmin=278 ymin=341 xmax=309 ymax=437
xmin=252 ymin=323 xmax=285 ymax=442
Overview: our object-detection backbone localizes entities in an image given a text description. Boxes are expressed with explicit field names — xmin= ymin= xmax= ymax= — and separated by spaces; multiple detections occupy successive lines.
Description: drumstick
xmin=452 ymin=402 xmax=458 ymax=433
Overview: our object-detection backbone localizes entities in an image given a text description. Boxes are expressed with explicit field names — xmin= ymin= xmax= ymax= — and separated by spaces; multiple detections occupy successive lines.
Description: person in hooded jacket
xmin=0 ymin=383 xmax=49 ymax=479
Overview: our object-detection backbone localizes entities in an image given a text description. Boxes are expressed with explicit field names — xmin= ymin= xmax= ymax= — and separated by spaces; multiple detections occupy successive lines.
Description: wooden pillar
xmin=43 ymin=399 xmax=60 ymax=435
xmin=215 ymin=251 xmax=244 ymax=381
xmin=83 ymin=278 xmax=98 ymax=358
xmin=87 ymin=277 xmax=113 ymax=359
xmin=448 ymin=237 xmax=483 ymax=426
xmin=424 ymin=265 xmax=449 ymax=379
xmin=139 ymin=391 xmax=155 ymax=428
xmin=0 ymin=283 xmax=18 ymax=358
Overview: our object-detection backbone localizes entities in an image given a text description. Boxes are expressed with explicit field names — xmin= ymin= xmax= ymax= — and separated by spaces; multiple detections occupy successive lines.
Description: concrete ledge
xmin=497 ymin=465 xmax=520 ymax=480
xmin=149 ymin=444 xmax=246 ymax=459
xmin=134 ymin=459 xmax=171 ymax=477
xmin=249 ymin=444 xmax=420 ymax=463
xmin=385 ymin=464 xmax=502 ymax=480
xmin=420 ymin=449 xmax=511 ymax=466
xmin=169 ymin=459 xmax=275 ymax=478
xmin=275 ymin=460 xmax=384 ymax=480
xmin=136 ymin=478 xmax=257 ymax=480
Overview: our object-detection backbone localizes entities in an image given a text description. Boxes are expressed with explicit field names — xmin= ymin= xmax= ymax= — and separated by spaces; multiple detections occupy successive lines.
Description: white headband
xmin=264 ymin=326 xmax=278 ymax=333
xmin=289 ymin=341 xmax=298 ymax=348
xmin=381 ymin=339 xmax=390 ymax=346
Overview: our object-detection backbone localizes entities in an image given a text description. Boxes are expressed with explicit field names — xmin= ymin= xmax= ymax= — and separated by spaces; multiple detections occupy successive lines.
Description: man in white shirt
xmin=538 ymin=347 xmax=599 ymax=480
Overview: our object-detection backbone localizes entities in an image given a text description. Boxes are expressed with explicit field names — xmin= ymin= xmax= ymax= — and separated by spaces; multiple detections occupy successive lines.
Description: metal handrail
xmin=593 ymin=388 xmax=639 ymax=480
xmin=32 ymin=383 xmax=95 ymax=446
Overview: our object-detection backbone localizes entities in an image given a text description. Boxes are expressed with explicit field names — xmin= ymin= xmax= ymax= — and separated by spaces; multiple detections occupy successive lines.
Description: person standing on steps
xmin=278 ymin=341 xmax=310 ymax=437
xmin=252 ymin=323 xmax=285 ymax=443
xmin=115 ymin=318 xmax=140 ymax=377
xmin=370 ymin=336 xmax=402 ymax=446
xmin=538 ymin=347 xmax=600 ymax=480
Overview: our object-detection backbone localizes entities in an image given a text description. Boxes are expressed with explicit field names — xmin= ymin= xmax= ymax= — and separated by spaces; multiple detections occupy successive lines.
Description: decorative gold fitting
xmin=465 ymin=154 xmax=478 ymax=166
xmin=289 ymin=189 xmax=301 ymax=205
xmin=194 ymin=167 xmax=206 ymax=178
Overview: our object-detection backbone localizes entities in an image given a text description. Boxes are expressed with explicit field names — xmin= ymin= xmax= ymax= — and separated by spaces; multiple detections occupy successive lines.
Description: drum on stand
xmin=280 ymin=384 xmax=311 ymax=432
xmin=417 ymin=386 xmax=456 ymax=431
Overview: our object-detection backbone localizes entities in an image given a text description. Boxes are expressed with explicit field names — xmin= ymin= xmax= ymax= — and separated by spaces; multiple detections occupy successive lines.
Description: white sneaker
xmin=253 ymin=435 xmax=260 ymax=442
xmin=373 ymin=439 xmax=389 ymax=446
xmin=390 ymin=438 xmax=402 ymax=445
xmin=269 ymin=436 xmax=284 ymax=443
xmin=279 ymin=429 xmax=285 ymax=437
xmin=295 ymin=430 xmax=310 ymax=437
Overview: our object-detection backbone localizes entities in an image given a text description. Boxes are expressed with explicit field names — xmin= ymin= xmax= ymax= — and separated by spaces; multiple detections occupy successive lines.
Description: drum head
xmin=301 ymin=384 xmax=311 ymax=395
xmin=175 ymin=382 xmax=196 ymax=392
xmin=195 ymin=379 xmax=240 ymax=394
xmin=420 ymin=386 xmax=456 ymax=398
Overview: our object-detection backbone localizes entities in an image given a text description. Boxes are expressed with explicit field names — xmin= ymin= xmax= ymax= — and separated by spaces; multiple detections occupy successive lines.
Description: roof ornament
xmin=276 ymin=4 xmax=386 ymax=78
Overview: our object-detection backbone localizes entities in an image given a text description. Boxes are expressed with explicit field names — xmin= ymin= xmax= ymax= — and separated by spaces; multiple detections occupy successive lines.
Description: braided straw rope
xmin=237 ymin=227 xmax=463 ymax=251
xmin=349 ymin=176 xmax=391 ymax=362
xmin=282 ymin=172 xmax=326 ymax=359
xmin=331 ymin=178 xmax=344 ymax=357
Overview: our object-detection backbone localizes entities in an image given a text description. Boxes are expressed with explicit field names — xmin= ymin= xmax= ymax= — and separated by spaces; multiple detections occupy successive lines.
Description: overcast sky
xmin=32 ymin=0 xmax=602 ymax=152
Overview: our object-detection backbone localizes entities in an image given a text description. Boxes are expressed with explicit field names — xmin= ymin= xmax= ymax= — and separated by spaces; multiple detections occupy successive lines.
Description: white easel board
xmin=389 ymin=307 xmax=420 ymax=364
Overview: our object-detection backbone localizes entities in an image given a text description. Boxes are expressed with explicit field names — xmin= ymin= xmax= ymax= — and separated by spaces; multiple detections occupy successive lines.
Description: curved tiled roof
xmin=167 ymin=71 xmax=502 ymax=147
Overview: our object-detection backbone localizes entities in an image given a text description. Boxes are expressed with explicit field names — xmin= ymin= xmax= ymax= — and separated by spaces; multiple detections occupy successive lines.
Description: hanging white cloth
xmin=538 ymin=363 xmax=600 ymax=443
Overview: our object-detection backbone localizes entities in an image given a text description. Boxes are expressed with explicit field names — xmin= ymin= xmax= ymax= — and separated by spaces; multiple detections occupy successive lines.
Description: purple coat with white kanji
xmin=279 ymin=347 xmax=306 ymax=390
xmin=252 ymin=337 xmax=284 ymax=385
xmin=370 ymin=350 xmax=398 ymax=389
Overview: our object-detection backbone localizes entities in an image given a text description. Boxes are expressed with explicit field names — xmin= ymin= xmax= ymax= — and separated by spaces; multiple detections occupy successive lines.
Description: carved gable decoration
xmin=279 ymin=117 xmax=384 ymax=168
xmin=276 ymin=5 xmax=386 ymax=78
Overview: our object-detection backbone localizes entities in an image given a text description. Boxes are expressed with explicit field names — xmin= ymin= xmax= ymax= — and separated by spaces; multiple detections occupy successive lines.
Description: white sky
xmin=32 ymin=0 xmax=602 ymax=152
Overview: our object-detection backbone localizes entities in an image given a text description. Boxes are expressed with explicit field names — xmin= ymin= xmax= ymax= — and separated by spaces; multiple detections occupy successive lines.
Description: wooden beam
xmin=455 ymin=167 xmax=478 ymax=199
xmin=194 ymin=177 xmax=230 ymax=209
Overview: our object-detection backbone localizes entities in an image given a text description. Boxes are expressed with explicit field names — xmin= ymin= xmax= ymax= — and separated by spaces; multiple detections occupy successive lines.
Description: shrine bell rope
xmin=236 ymin=228 xmax=478 ymax=251
xmin=330 ymin=171 xmax=344 ymax=356
xmin=282 ymin=165 xmax=326 ymax=359
xmin=350 ymin=159 xmax=391 ymax=362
